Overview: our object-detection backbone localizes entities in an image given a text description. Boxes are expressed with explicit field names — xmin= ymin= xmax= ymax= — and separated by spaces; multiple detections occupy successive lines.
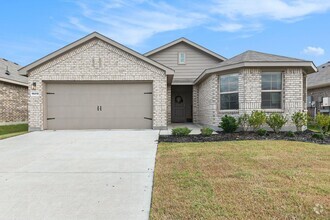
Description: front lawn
xmin=0 ymin=124 xmax=28 ymax=140
xmin=151 ymin=141 xmax=330 ymax=219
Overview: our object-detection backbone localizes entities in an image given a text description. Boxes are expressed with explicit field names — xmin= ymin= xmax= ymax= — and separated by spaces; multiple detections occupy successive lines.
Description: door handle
xmin=100 ymin=106 xmax=102 ymax=111
xmin=97 ymin=106 xmax=100 ymax=111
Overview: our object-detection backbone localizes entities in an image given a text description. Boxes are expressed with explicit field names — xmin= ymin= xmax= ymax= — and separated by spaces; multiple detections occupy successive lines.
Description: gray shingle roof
xmin=195 ymin=50 xmax=317 ymax=84
xmin=214 ymin=50 xmax=305 ymax=68
xmin=307 ymin=61 xmax=330 ymax=89
xmin=0 ymin=58 xmax=28 ymax=85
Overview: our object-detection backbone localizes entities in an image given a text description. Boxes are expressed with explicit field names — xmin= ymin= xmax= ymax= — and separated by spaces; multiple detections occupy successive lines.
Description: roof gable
xmin=19 ymin=32 xmax=174 ymax=76
xmin=144 ymin=37 xmax=226 ymax=61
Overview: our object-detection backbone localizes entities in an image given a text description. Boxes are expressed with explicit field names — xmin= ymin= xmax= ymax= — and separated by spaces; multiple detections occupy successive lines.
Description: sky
xmin=1 ymin=0 xmax=330 ymax=67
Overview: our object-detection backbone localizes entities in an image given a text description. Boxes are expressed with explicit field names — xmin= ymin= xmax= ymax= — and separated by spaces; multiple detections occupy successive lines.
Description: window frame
xmin=178 ymin=52 xmax=186 ymax=65
xmin=261 ymin=72 xmax=283 ymax=109
xmin=219 ymin=73 xmax=239 ymax=110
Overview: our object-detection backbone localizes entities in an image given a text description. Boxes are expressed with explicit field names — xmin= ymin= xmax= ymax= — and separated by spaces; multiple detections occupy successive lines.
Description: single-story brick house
xmin=20 ymin=32 xmax=316 ymax=131
xmin=0 ymin=58 xmax=28 ymax=125
xmin=307 ymin=61 xmax=330 ymax=116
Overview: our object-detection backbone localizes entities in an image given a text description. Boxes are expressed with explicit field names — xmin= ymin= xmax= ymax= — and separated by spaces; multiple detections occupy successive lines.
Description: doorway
xmin=171 ymin=85 xmax=193 ymax=123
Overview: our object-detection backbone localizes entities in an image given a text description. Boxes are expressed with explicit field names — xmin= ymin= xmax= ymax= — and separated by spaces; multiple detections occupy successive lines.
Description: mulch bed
xmin=159 ymin=130 xmax=330 ymax=145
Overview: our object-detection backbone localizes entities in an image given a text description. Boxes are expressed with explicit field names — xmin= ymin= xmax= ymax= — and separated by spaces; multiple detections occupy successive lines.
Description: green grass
xmin=151 ymin=141 xmax=330 ymax=219
xmin=0 ymin=124 xmax=28 ymax=140
xmin=308 ymin=124 xmax=321 ymax=133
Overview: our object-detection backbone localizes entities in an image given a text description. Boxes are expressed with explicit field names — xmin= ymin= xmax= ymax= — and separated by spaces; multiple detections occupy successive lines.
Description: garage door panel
xmin=46 ymin=83 xmax=153 ymax=130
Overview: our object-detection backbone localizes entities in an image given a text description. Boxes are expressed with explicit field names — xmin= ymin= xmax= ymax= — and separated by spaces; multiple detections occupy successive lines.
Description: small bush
xmin=307 ymin=113 xmax=316 ymax=127
xmin=266 ymin=113 xmax=288 ymax=133
xmin=312 ymin=133 xmax=325 ymax=140
xmin=248 ymin=111 xmax=267 ymax=132
xmin=291 ymin=112 xmax=307 ymax=132
xmin=219 ymin=115 xmax=239 ymax=133
xmin=257 ymin=128 xmax=267 ymax=136
xmin=238 ymin=113 xmax=250 ymax=132
xmin=315 ymin=113 xmax=330 ymax=135
xmin=200 ymin=127 xmax=213 ymax=136
xmin=172 ymin=127 xmax=192 ymax=136
xmin=286 ymin=131 xmax=295 ymax=137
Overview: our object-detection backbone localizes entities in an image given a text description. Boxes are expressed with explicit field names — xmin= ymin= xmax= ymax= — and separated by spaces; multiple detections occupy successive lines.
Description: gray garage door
xmin=46 ymin=83 xmax=153 ymax=130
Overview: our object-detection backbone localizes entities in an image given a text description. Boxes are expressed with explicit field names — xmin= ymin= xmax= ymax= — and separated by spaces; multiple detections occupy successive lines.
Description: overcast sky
xmin=1 ymin=0 xmax=329 ymax=66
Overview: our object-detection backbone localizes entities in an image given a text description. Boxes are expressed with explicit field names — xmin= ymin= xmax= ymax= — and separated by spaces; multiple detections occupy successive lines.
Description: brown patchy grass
xmin=151 ymin=141 xmax=330 ymax=220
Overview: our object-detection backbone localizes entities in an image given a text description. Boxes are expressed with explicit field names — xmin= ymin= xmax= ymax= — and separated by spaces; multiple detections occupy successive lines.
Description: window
xmin=178 ymin=52 xmax=186 ymax=64
xmin=261 ymin=72 xmax=282 ymax=109
xmin=220 ymin=74 xmax=239 ymax=110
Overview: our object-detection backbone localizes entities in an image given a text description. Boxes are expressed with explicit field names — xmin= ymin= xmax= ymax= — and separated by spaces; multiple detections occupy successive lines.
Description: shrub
xmin=266 ymin=113 xmax=288 ymax=133
xmin=248 ymin=111 xmax=267 ymax=131
xmin=286 ymin=131 xmax=295 ymax=137
xmin=315 ymin=113 xmax=330 ymax=135
xmin=257 ymin=128 xmax=267 ymax=136
xmin=219 ymin=115 xmax=239 ymax=133
xmin=238 ymin=113 xmax=250 ymax=132
xmin=172 ymin=127 xmax=192 ymax=136
xmin=307 ymin=113 xmax=316 ymax=126
xmin=291 ymin=112 xmax=307 ymax=132
xmin=312 ymin=133 xmax=325 ymax=140
xmin=200 ymin=127 xmax=214 ymax=136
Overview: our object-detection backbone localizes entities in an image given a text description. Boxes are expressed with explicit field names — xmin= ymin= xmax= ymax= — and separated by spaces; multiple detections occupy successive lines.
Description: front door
xmin=172 ymin=93 xmax=186 ymax=123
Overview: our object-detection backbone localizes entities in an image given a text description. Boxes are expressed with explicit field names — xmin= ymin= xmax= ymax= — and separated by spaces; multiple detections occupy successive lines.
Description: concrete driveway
xmin=0 ymin=130 xmax=159 ymax=220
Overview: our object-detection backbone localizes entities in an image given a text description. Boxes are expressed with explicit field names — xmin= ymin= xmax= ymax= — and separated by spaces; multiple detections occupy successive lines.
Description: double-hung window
xmin=220 ymin=74 xmax=239 ymax=110
xmin=261 ymin=72 xmax=282 ymax=109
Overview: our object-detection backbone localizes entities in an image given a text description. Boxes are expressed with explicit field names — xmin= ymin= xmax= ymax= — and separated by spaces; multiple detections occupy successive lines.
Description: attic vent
xmin=5 ymin=66 xmax=10 ymax=75
xmin=14 ymin=62 xmax=19 ymax=65
xmin=322 ymin=66 xmax=326 ymax=68
xmin=2 ymin=58 xmax=8 ymax=61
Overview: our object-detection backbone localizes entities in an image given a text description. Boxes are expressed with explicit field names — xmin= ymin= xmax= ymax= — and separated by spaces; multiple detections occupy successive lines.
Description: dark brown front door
xmin=172 ymin=93 xmax=186 ymax=123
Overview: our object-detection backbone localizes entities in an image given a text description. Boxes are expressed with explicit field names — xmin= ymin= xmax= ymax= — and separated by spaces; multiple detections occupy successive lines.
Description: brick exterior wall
xmin=196 ymin=68 xmax=306 ymax=131
xmin=0 ymin=82 xmax=28 ymax=124
xmin=192 ymin=85 xmax=199 ymax=123
xmin=28 ymin=39 xmax=167 ymax=130
xmin=167 ymin=85 xmax=171 ymax=124
xmin=308 ymin=86 xmax=330 ymax=116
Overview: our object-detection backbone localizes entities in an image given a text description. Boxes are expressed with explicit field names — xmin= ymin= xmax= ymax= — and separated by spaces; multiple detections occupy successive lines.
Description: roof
xmin=0 ymin=58 xmax=27 ymax=86
xmin=307 ymin=61 xmax=330 ymax=89
xmin=19 ymin=32 xmax=175 ymax=80
xmin=195 ymin=50 xmax=317 ymax=84
xmin=144 ymin=37 xmax=227 ymax=61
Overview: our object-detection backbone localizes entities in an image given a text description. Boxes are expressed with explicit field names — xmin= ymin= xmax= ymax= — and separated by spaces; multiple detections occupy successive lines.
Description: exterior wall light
xmin=31 ymin=82 xmax=37 ymax=90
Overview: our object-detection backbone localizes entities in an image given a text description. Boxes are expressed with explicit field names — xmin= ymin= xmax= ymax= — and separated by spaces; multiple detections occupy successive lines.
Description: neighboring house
xmin=20 ymin=32 xmax=316 ymax=131
xmin=0 ymin=58 xmax=28 ymax=125
xmin=307 ymin=61 xmax=330 ymax=116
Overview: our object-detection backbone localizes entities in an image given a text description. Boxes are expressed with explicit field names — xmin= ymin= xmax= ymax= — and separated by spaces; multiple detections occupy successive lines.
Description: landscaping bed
xmin=159 ymin=130 xmax=330 ymax=144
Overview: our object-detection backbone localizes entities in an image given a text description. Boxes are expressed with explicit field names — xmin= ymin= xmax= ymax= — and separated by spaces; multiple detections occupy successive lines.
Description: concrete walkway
xmin=0 ymin=130 xmax=159 ymax=220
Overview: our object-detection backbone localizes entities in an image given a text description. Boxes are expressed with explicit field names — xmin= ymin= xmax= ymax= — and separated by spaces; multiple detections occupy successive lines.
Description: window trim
xmin=178 ymin=52 xmax=186 ymax=65
xmin=261 ymin=72 xmax=283 ymax=109
xmin=219 ymin=73 xmax=239 ymax=110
